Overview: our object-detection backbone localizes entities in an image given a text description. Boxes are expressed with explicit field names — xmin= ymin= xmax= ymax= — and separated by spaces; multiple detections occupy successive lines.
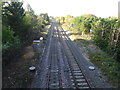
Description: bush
xmin=73 ymin=15 xmax=120 ymax=61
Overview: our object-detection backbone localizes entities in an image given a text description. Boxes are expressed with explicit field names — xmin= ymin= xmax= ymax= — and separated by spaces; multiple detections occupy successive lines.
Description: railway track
xmin=31 ymin=22 xmax=91 ymax=89
xmin=56 ymin=24 xmax=91 ymax=89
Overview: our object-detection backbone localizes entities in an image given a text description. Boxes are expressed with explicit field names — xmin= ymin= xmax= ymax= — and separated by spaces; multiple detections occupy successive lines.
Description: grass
xmin=62 ymin=25 xmax=120 ymax=89
xmin=89 ymin=51 xmax=120 ymax=88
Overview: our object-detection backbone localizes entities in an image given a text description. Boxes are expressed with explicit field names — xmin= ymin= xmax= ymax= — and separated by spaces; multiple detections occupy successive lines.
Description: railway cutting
xmin=31 ymin=22 xmax=115 ymax=89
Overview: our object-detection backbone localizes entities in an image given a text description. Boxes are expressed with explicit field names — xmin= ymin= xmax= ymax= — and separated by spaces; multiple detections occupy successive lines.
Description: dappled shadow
xmin=74 ymin=38 xmax=85 ymax=42
xmin=74 ymin=38 xmax=90 ymax=45
xmin=68 ymin=33 xmax=81 ymax=36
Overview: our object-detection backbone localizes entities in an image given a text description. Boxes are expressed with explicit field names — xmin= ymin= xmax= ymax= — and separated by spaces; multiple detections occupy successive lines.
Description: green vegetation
xmin=60 ymin=14 xmax=120 ymax=62
xmin=2 ymin=1 xmax=50 ymax=88
xmin=89 ymin=51 xmax=119 ymax=88
xmin=40 ymin=13 xmax=50 ymax=25
xmin=2 ymin=2 xmax=50 ymax=64
xmin=57 ymin=15 xmax=74 ymax=30
xmin=59 ymin=14 xmax=120 ymax=88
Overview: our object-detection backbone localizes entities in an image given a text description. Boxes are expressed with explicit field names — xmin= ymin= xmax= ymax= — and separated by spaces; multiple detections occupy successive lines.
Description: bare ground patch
xmin=2 ymin=45 xmax=39 ymax=88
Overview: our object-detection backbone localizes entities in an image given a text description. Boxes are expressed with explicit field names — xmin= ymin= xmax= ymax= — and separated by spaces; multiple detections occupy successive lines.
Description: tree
xmin=74 ymin=15 xmax=95 ymax=34
xmin=25 ymin=3 xmax=38 ymax=27
xmin=40 ymin=13 xmax=49 ymax=25
xmin=2 ymin=2 xmax=26 ymax=40
xmin=63 ymin=15 xmax=74 ymax=30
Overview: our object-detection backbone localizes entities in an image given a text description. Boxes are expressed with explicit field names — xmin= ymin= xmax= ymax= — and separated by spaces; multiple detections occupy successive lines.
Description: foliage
xmin=89 ymin=51 xmax=120 ymax=88
xmin=66 ymin=14 xmax=120 ymax=87
xmin=91 ymin=18 xmax=120 ymax=61
xmin=74 ymin=14 xmax=96 ymax=34
xmin=2 ymin=25 xmax=13 ymax=43
xmin=59 ymin=15 xmax=74 ymax=30
xmin=59 ymin=16 xmax=65 ymax=24
xmin=40 ymin=13 xmax=49 ymax=25
xmin=2 ymin=1 xmax=51 ymax=64
xmin=64 ymin=14 xmax=120 ymax=61
xmin=2 ymin=2 xmax=27 ymax=40
xmin=2 ymin=2 xmax=42 ymax=64
xmin=24 ymin=4 xmax=38 ymax=27
xmin=2 ymin=2 xmax=25 ymax=50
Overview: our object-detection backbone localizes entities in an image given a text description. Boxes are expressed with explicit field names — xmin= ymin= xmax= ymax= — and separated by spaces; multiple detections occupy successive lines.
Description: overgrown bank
xmin=57 ymin=15 xmax=120 ymax=61
xmin=2 ymin=25 xmax=49 ymax=88
xmin=2 ymin=2 xmax=50 ymax=64
xmin=2 ymin=1 xmax=50 ymax=88
xmin=59 ymin=14 xmax=120 ymax=88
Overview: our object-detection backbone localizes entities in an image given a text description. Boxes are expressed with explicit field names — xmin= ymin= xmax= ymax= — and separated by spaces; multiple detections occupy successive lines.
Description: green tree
xmin=2 ymin=2 xmax=26 ymax=40
xmin=40 ymin=13 xmax=49 ymax=25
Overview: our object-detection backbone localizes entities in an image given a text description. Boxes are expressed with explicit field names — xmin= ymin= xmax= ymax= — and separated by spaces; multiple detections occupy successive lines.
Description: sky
xmin=23 ymin=0 xmax=120 ymax=18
